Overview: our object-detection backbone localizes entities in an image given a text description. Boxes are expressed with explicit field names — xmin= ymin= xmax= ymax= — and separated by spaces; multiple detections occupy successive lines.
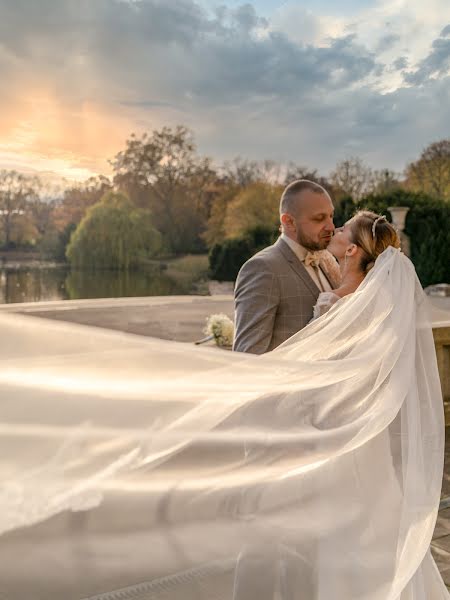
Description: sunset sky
xmin=0 ymin=0 xmax=449 ymax=183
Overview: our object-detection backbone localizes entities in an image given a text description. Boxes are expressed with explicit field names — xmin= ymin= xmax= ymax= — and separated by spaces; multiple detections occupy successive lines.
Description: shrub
xmin=209 ymin=225 xmax=279 ymax=281
xmin=334 ymin=189 xmax=450 ymax=287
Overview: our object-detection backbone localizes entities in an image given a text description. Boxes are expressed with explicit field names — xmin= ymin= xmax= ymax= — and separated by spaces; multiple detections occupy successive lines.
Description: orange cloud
xmin=0 ymin=91 xmax=142 ymax=180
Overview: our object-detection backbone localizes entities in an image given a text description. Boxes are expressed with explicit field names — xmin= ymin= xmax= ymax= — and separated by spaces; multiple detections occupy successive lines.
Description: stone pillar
xmin=388 ymin=206 xmax=411 ymax=257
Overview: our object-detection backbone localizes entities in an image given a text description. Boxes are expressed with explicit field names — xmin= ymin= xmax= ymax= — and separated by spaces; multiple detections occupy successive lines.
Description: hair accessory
xmin=372 ymin=215 xmax=387 ymax=238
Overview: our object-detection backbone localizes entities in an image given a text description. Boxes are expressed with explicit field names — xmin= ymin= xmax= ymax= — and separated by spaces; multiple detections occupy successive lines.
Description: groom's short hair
xmin=280 ymin=179 xmax=329 ymax=216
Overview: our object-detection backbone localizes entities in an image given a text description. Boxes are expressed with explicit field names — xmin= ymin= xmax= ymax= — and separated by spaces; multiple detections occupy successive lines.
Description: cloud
xmin=376 ymin=33 xmax=401 ymax=53
xmin=0 ymin=0 xmax=379 ymax=103
xmin=404 ymin=34 xmax=450 ymax=85
xmin=0 ymin=0 xmax=449 ymax=178
xmin=392 ymin=56 xmax=408 ymax=70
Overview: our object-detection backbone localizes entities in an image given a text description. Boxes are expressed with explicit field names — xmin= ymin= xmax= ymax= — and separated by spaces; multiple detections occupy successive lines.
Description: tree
xmin=223 ymin=182 xmax=282 ymax=240
xmin=66 ymin=191 xmax=162 ymax=270
xmin=203 ymin=159 xmax=274 ymax=249
xmin=27 ymin=197 xmax=56 ymax=239
xmin=21 ymin=197 xmax=63 ymax=257
xmin=405 ymin=139 xmax=450 ymax=201
xmin=202 ymin=184 xmax=240 ymax=248
xmin=330 ymin=157 xmax=374 ymax=201
xmin=112 ymin=126 xmax=216 ymax=254
xmin=221 ymin=157 xmax=266 ymax=187
xmin=221 ymin=157 xmax=285 ymax=186
xmin=371 ymin=169 xmax=401 ymax=195
xmin=50 ymin=176 xmax=112 ymax=260
xmin=284 ymin=163 xmax=331 ymax=191
xmin=0 ymin=170 xmax=39 ymax=247
xmin=53 ymin=175 xmax=112 ymax=233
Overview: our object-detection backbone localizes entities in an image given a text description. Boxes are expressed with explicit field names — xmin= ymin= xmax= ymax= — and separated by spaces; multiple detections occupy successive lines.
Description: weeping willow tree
xmin=66 ymin=191 xmax=162 ymax=270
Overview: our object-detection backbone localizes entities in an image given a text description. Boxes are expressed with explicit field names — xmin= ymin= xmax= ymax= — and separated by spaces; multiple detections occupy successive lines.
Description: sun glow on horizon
xmin=0 ymin=92 xmax=133 ymax=183
xmin=0 ymin=149 xmax=99 ymax=182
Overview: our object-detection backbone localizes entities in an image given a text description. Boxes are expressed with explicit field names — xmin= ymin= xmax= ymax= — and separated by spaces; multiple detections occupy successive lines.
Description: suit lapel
xmin=275 ymin=238 xmax=320 ymax=296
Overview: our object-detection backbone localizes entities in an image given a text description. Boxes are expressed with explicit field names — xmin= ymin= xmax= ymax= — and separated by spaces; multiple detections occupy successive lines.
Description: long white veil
xmin=0 ymin=247 xmax=448 ymax=599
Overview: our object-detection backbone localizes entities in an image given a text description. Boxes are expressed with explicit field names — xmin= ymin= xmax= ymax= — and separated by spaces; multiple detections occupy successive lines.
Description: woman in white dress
xmin=0 ymin=211 xmax=447 ymax=599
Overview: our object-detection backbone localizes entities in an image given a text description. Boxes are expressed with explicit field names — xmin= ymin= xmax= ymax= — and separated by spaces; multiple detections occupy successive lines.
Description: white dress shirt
xmin=281 ymin=233 xmax=332 ymax=292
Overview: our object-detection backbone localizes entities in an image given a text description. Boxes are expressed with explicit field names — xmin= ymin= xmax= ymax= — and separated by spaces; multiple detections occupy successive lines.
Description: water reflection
xmin=0 ymin=268 xmax=67 ymax=303
xmin=0 ymin=265 xmax=204 ymax=304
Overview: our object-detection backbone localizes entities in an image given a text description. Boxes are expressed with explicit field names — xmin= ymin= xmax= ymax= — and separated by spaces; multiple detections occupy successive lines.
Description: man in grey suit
xmin=233 ymin=179 xmax=341 ymax=354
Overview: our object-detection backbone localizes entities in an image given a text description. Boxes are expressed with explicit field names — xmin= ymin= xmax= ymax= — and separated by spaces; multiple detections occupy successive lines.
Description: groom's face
xmin=293 ymin=191 xmax=335 ymax=251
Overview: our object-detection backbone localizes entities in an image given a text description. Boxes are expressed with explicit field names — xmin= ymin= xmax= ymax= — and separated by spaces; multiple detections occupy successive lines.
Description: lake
xmin=0 ymin=256 xmax=212 ymax=303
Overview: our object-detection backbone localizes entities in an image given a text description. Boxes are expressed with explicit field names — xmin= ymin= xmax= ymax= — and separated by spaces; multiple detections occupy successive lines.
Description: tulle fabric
xmin=0 ymin=247 xmax=447 ymax=599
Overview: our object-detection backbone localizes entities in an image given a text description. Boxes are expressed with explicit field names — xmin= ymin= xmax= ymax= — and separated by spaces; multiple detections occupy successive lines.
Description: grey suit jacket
xmin=233 ymin=237 xmax=336 ymax=354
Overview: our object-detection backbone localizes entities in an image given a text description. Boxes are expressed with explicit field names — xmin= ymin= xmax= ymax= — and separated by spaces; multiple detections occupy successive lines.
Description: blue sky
xmin=0 ymin=0 xmax=448 ymax=180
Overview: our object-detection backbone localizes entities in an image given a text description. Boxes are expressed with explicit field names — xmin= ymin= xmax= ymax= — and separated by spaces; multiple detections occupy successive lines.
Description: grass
xmin=137 ymin=253 xmax=210 ymax=293
xmin=163 ymin=254 xmax=209 ymax=294
xmin=138 ymin=253 xmax=210 ymax=293
xmin=164 ymin=254 xmax=209 ymax=274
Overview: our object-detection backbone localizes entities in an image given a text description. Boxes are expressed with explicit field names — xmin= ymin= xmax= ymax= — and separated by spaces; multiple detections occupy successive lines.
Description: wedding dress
xmin=312 ymin=290 xmax=341 ymax=319
xmin=0 ymin=247 xmax=448 ymax=600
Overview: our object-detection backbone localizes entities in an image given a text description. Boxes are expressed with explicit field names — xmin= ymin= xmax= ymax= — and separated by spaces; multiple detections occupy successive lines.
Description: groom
xmin=233 ymin=179 xmax=340 ymax=354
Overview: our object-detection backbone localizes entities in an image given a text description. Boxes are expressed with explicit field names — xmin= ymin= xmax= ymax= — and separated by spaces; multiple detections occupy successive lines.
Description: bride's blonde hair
xmin=349 ymin=210 xmax=401 ymax=273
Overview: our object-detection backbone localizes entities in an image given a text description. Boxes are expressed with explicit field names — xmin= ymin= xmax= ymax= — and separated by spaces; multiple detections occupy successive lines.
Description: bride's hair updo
xmin=349 ymin=210 xmax=401 ymax=273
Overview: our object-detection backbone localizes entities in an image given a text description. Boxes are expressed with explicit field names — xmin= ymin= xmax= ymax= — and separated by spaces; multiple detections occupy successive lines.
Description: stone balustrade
xmin=433 ymin=325 xmax=450 ymax=424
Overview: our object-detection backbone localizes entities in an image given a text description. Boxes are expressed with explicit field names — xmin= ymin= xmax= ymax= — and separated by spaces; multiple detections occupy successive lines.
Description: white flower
xmin=203 ymin=313 xmax=234 ymax=347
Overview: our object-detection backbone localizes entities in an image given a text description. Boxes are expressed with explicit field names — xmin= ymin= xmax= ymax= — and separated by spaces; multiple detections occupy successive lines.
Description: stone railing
xmin=428 ymin=287 xmax=450 ymax=425
xmin=433 ymin=324 xmax=450 ymax=425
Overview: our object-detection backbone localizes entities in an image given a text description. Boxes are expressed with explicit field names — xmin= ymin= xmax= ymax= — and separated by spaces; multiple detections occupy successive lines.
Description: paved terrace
xmin=0 ymin=294 xmax=449 ymax=592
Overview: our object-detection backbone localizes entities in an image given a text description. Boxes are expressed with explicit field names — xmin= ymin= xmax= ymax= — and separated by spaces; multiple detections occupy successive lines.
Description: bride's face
xmin=327 ymin=221 xmax=353 ymax=260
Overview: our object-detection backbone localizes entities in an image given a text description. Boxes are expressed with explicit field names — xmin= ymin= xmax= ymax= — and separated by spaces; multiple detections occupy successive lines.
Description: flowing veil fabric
xmin=0 ymin=247 xmax=448 ymax=599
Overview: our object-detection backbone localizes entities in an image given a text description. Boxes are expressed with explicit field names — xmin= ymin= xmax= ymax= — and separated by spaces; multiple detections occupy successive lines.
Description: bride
xmin=0 ymin=211 xmax=447 ymax=599
xmin=313 ymin=209 xmax=401 ymax=318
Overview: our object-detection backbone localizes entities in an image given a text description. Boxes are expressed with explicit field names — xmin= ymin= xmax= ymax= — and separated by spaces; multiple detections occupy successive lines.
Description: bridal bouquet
xmin=195 ymin=313 xmax=234 ymax=348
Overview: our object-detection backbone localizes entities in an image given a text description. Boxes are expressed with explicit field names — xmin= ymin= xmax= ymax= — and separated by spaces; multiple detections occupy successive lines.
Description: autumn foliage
xmin=0 ymin=129 xmax=448 ymax=284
